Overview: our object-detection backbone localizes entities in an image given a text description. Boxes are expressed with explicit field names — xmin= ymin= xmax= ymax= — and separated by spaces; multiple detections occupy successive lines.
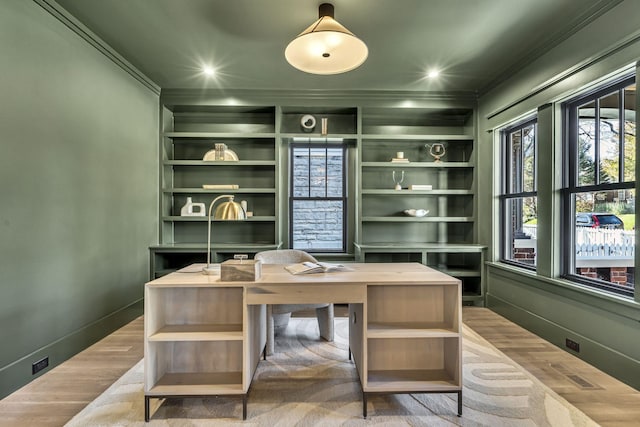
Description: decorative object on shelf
xmin=392 ymin=170 xmax=405 ymax=190
xmin=321 ymin=117 xmax=328 ymax=135
xmin=425 ymin=142 xmax=446 ymax=162
xmin=408 ymin=184 xmax=433 ymax=190
xmin=300 ymin=114 xmax=316 ymax=132
xmin=391 ymin=151 xmax=409 ymax=163
xmin=221 ymin=254 xmax=262 ymax=281
xmin=180 ymin=197 xmax=205 ymax=217
xmin=239 ymin=200 xmax=254 ymax=217
xmin=203 ymin=195 xmax=246 ymax=275
xmin=203 ymin=143 xmax=239 ymax=161
xmin=285 ymin=3 xmax=368 ymax=75
xmin=202 ymin=184 xmax=239 ymax=189
xmin=404 ymin=209 xmax=429 ymax=217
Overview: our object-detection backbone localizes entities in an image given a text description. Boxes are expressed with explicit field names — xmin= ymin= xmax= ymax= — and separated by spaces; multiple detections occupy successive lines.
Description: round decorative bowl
xmin=404 ymin=209 xmax=429 ymax=217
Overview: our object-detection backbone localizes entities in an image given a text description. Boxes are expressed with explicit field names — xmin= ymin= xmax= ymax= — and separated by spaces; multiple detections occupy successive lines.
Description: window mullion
xmin=324 ymin=146 xmax=328 ymax=197
xmin=618 ymin=87 xmax=625 ymax=183
xmin=307 ymin=147 xmax=311 ymax=198
xmin=594 ymin=97 xmax=601 ymax=185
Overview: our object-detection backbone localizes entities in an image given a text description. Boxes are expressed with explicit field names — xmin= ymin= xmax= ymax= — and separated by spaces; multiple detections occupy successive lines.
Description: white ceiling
xmin=54 ymin=0 xmax=619 ymax=95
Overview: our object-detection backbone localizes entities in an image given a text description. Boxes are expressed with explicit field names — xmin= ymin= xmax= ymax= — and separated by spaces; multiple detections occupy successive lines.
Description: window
xmin=563 ymin=76 xmax=636 ymax=296
xmin=500 ymin=119 xmax=538 ymax=268
xmin=290 ymin=143 xmax=347 ymax=252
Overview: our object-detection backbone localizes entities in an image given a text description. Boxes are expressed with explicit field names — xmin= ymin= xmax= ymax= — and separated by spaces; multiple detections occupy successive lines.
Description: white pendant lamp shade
xmin=285 ymin=3 xmax=368 ymax=75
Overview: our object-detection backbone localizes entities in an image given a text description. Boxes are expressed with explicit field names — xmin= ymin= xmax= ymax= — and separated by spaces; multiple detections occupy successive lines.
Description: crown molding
xmin=486 ymin=30 xmax=640 ymax=120
xmin=480 ymin=0 xmax=624 ymax=97
xmin=33 ymin=0 xmax=160 ymax=96
xmin=160 ymin=88 xmax=479 ymax=109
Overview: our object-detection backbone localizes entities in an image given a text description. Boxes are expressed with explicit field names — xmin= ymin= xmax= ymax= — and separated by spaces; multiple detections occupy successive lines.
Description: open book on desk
xmin=285 ymin=261 xmax=348 ymax=275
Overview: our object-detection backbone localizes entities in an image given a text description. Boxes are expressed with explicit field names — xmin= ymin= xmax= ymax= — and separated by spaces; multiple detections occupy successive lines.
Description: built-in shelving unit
xmin=151 ymin=93 xmax=485 ymax=303
xmin=356 ymin=106 xmax=485 ymax=305
xmin=151 ymin=101 xmax=282 ymax=277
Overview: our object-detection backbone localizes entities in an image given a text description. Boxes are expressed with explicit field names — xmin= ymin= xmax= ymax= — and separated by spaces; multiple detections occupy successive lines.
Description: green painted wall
xmin=477 ymin=0 xmax=640 ymax=389
xmin=0 ymin=1 xmax=158 ymax=397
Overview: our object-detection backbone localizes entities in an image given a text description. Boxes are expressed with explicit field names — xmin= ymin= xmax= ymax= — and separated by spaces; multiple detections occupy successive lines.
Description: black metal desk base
xmin=362 ymin=390 xmax=462 ymax=419
xmin=144 ymin=394 xmax=248 ymax=422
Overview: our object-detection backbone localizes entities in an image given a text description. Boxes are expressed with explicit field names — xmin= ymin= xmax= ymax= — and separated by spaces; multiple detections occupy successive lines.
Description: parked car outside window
xmin=575 ymin=213 xmax=624 ymax=229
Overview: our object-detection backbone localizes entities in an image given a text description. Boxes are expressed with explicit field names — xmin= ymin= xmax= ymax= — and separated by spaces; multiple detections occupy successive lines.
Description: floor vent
xmin=551 ymin=363 xmax=602 ymax=389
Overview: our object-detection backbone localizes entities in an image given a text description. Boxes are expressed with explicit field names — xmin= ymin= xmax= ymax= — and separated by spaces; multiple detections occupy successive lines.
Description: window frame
xmin=499 ymin=117 xmax=538 ymax=270
xmin=562 ymin=74 xmax=635 ymax=297
xmin=288 ymin=142 xmax=348 ymax=253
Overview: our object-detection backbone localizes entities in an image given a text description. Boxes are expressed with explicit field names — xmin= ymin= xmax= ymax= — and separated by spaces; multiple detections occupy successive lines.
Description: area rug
xmin=66 ymin=318 xmax=599 ymax=426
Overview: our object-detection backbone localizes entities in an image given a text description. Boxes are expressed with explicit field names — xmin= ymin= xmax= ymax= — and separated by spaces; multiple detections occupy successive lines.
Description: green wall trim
xmin=33 ymin=0 xmax=160 ymax=95
xmin=486 ymin=293 xmax=640 ymax=390
xmin=485 ymin=27 xmax=640 ymax=120
xmin=479 ymin=0 xmax=624 ymax=97
xmin=160 ymin=88 xmax=479 ymax=108
xmin=486 ymin=262 xmax=640 ymax=322
xmin=0 ymin=299 xmax=143 ymax=400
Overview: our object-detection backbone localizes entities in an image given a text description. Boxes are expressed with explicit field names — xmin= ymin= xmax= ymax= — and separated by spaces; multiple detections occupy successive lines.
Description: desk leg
xmin=457 ymin=390 xmax=462 ymax=416
xmin=242 ymin=394 xmax=247 ymax=420
xmin=144 ymin=396 xmax=150 ymax=422
xmin=348 ymin=346 xmax=351 ymax=361
xmin=362 ymin=392 xmax=367 ymax=418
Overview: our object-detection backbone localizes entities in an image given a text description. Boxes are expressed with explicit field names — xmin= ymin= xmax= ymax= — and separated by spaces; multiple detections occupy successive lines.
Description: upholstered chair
xmin=254 ymin=249 xmax=334 ymax=356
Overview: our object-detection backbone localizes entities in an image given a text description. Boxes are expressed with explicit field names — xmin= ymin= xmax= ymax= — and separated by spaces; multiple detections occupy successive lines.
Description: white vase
xmin=180 ymin=197 xmax=205 ymax=216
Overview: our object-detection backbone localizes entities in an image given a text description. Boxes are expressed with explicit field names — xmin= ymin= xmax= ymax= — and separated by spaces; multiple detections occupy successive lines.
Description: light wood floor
xmin=0 ymin=307 xmax=639 ymax=426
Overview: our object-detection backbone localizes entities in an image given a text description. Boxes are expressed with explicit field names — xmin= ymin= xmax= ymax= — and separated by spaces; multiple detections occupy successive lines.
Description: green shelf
xmin=164 ymin=160 xmax=276 ymax=166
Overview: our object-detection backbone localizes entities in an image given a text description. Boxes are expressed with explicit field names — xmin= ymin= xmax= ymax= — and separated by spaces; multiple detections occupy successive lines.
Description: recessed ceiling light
xmin=426 ymin=69 xmax=440 ymax=78
xmin=202 ymin=66 xmax=216 ymax=77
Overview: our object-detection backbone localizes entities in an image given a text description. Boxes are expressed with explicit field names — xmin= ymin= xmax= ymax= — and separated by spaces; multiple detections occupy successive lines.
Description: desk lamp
xmin=203 ymin=195 xmax=246 ymax=275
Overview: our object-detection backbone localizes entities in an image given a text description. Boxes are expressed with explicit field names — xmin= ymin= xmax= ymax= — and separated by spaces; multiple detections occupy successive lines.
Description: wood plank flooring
xmin=0 ymin=307 xmax=638 ymax=426
xmin=463 ymin=307 xmax=640 ymax=427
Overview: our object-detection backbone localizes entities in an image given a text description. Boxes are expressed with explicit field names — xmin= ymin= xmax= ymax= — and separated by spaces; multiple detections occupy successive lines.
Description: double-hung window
xmin=500 ymin=119 xmax=538 ymax=268
xmin=563 ymin=76 xmax=636 ymax=296
xmin=290 ymin=143 xmax=347 ymax=252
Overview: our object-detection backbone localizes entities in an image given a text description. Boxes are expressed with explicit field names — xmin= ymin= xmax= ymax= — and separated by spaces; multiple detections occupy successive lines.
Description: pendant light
xmin=285 ymin=3 xmax=368 ymax=75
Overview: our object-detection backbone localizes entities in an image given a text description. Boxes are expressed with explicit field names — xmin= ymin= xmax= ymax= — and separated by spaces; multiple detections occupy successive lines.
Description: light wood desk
xmin=144 ymin=262 xmax=462 ymax=421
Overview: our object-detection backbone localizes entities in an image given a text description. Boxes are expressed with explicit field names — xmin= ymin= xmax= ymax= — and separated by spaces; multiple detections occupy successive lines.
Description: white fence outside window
xmin=518 ymin=225 xmax=635 ymax=267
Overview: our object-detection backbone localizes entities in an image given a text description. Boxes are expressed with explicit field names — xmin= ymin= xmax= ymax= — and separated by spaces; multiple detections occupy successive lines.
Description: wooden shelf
xmin=149 ymin=372 xmax=244 ymax=395
xmin=149 ymin=324 xmax=243 ymax=341
xmin=367 ymin=322 xmax=458 ymax=338
xmin=366 ymin=370 xmax=460 ymax=392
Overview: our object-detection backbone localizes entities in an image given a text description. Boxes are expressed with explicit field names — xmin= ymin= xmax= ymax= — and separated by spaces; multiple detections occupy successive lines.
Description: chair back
xmin=255 ymin=249 xmax=317 ymax=264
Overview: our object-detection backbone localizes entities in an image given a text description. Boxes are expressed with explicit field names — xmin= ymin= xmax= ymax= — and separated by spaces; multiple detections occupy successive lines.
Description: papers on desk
xmin=285 ymin=261 xmax=348 ymax=275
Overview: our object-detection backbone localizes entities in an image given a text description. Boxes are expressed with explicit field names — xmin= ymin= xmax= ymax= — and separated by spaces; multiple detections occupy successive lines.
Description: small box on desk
xmin=221 ymin=259 xmax=262 ymax=281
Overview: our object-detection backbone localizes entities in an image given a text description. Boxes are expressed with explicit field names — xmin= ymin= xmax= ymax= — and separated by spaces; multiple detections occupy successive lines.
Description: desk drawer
xmin=246 ymin=284 xmax=365 ymax=304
